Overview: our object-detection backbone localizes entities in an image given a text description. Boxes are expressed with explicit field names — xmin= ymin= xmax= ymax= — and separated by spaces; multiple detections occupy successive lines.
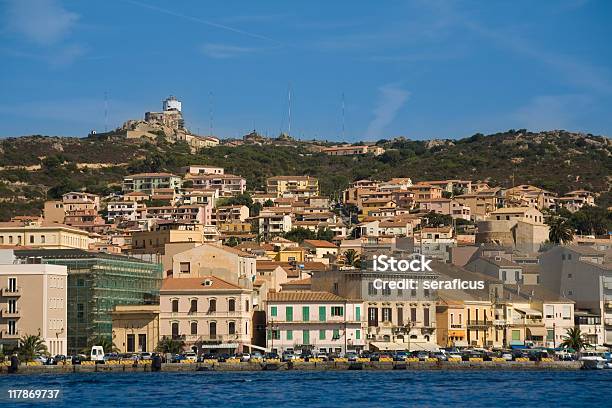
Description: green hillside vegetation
xmin=0 ymin=129 xmax=610 ymax=221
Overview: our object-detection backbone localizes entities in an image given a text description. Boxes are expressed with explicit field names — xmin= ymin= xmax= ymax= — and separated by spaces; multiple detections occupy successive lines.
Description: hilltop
xmin=0 ymin=129 xmax=610 ymax=220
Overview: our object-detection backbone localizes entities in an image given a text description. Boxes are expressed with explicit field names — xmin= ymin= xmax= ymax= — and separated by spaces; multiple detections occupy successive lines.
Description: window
xmin=331 ymin=306 xmax=344 ymax=317
xmin=547 ymin=330 xmax=554 ymax=342
xmin=190 ymin=322 xmax=198 ymax=335
xmin=171 ymin=299 xmax=179 ymax=313
xmin=368 ymin=282 xmax=377 ymax=295
xmin=302 ymin=306 xmax=310 ymax=321
xmin=356 ymin=329 xmax=361 ymax=340
xmin=332 ymin=329 xmax=340 ymax=340
xmin=397 ymin=308 xmax=403 ymax=325
xmin=286 ymin=306 xmax=293 ymax=322
xmin=228 ymin=298 xmax=236 ymax=312
xmin=41 ymin=235 xmax=45 ymax=244
xmin=209 ymin=299 xmax=217 ymax=312
xmin=245 ymin=300 xmax=249 ymax=311
xmin=190 ymin=299 xmax=198 ymax=313
xmin=319 ymin=329 xmax=326 ymax=340
xmin=209 ymin=322 xmax=217 ymax=338
xmin=179 ymin=262 xmax=190 ymax=274
xmin=286 ymin=330 xmax=293 ymax=341
xmin=319 ymin=306 xmax=326 ymax=321
xmin=382 ymin=308 xmax=392 ymax=322
xmin=303 ymin=330 xmax=310 ymax=345
xmin=8 ymin=320 xmax=16 ymax=335
xmin=562 ymin=305 xmax=572 ymax=320
xmin=229 ymin=321 xmax=236 ymax=335
xmin=127 ymin=334 xmax=135 ymax=352
xmin=423 ymin=308 xmax=430 ymax=327
xmin=138 ymin=334 xmax=147 ymax=352
xmin=544 ymin=305 xmax=554 ymax=319
xmin=356 ymin=306 xmax=361 ymax=321
xmin=171 ymin=322 xmax=179 ymax=338
xmin=512 ymin=330 xmax=520 ymax=341
xmin=382 ymin=286 xmax=391 ymax=296
xmin=410 ymin=308 xmax=417 ymax=323
xmin=29 ymin=236 xmax=34 ymax=244
xmin=77 ymin=303 xmax=84 ymax=323
xmin=8 ymin=278 xmax=17 ymax=292
xmin=271 ymin=306 xmax=277 ymax=317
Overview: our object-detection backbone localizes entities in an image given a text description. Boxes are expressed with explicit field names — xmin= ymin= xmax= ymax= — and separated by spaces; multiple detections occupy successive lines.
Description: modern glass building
xmin=15 ymin=249 xmax=162 ymax=355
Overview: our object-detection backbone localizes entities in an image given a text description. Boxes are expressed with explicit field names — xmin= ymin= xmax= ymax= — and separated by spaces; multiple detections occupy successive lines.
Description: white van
xmin=90 ymin=346 xmax=105 ymax=362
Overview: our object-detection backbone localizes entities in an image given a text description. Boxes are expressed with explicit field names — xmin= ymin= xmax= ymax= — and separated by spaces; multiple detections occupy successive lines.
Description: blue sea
xmin=0 ymin=370 xmax=609 ymax=407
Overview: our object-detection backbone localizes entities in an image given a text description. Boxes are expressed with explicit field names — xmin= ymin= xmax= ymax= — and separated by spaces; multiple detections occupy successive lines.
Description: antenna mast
xmin=104 ymin=91 xmax=108 ymax=132
xmin=209 ymin=91 xmax=213 ymax=136
xmin=288 ymin=83 xmax=292 ymax=136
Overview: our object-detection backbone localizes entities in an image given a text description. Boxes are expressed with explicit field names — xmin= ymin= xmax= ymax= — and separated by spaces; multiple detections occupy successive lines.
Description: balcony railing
xmin=0 ymin=287 xmax=21 ymax=297
xmin=467 ymin=320 xmax=492 ymax=328
xmin=0 ymin=330 xmax=21 ymax=339
xmin=0 ymin=309 xmax=21 ymax=318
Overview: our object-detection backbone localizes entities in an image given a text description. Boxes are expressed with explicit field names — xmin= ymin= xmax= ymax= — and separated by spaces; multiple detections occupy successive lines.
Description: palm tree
xmin=156 ymin=336 xmax=185 ymax=354
xmin=561 ymin=328 xmax=590 ymax=354
xmin=547 ymin=217 xmax=574 ymax=244
xmin=343 ymin=249 xmax=360 ymax=267
xmin=84 ymin=336 xmax=118 ymax=354
xmin=18 ymin=334 xmax=48 ymax=362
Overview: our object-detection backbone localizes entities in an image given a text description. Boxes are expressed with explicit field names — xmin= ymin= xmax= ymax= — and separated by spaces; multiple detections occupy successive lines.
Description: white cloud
xmin=513 ymin=94 xmax=591 ymax=131
xmin=366 ymin=84 xmax=410 ymax=138
xmin=199 ymin=43 xmax=261 ymax=59
xmin=5 ymin=0 xmax=79 ymax=45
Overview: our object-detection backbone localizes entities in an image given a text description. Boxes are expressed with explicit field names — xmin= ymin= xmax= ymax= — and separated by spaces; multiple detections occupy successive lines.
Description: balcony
xmin=0 ymin=287 xmax=21 ymax=297
xmin=0 ymin=309 xmax=20 ymax=318
xmin=0 ymin=330 xmax=21 ymax=339
xmin=467 ymin=320 xmax=492 ymax=328
xmin=512 ymin=318 xmax=543 ymax=326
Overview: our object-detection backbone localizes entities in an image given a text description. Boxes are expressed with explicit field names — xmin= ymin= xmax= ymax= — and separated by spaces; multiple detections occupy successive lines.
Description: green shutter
xmin=356 ymin=306 xmax=361 ymax=321
xmin=319 ymin=329 xmax=326 ymax=340
xmin=271 ymin=306 xmax=277 ymax=317
xmin=512 ymin=330 xmax=520 ymax=341
xmin=319 ymin=306 xmax=326 ymax=321
xmin=267 ymin=329 xmax=271 ymax=340
xmin=303 ymin=330 xmax=310 ymax=344
xmin=356 ymin=329 xmax=361 ymax=340
xmin=547 ymin=330 xmax=554 ymax=341
xmin=287 ymin=330 xmax=293 ymax=341
xmin=333 ymin=329 xmax=340 ymax=340
xmin=286 ymin=306 xmax=293 ymax=322
xmin=302 ymin=306 xmax=310 ymax=321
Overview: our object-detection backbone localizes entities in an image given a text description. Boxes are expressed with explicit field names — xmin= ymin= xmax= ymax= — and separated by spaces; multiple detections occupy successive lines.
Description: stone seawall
xmin=0 ymin=360 xmax=581 ymax=375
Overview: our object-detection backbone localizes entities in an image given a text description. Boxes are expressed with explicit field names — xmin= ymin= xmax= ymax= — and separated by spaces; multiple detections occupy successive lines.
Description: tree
xmin=284 ymin=227 xmax=316 ymax=243
xmin=423 ymin=211 xmax=452 ymax=227
xmin=561 ymin=328 xmax=590 ymax=354
xmin=263 ymin=199 xmax=274 ymax=207
xmin=18 ymin=334 xmax=48 ymax=361
xmin=156 ymin=336 xmax=185 ymax=354
xmin=225 ymin=236 xmax=241 ymax=247
xmin=316 ymin=227 xmax=334 ymax=241
xmin=547 ymin=217 xmax=574 ymax=244
xmin=84 ymin=336 xmax=118 ymax=354
xmin=343 ymin=249 xmax=360 ymax=267
xmin=568 ymin=206 xmax=611 ymax=236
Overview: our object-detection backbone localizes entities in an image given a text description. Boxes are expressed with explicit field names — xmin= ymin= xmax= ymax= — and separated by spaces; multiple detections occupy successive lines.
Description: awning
xmin=453 ymin=341 xmax=469 ymax=347
xmin=448 ymin=330 xmax=465 ymax=337
xmin=369 ymin=342 xmax=409 ymax=351
xmin=201 ymin=343 xmax=239 ymax=349
xmin=526 ymin=327 xmax=547 ymax=338
xmin=514 ymin=307 xmax=542 ymax=317
xmin=408 ymin=342 xmax=440 ymax=352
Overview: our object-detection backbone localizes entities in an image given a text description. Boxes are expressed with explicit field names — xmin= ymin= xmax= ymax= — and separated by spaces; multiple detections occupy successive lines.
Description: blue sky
xmin=1 ymin=0 xmax=611 ymax=141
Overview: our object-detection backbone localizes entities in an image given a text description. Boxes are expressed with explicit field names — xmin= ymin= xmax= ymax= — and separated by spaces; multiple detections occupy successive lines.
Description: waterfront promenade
xmin=0 ymin=360 xmax=581 ymax=374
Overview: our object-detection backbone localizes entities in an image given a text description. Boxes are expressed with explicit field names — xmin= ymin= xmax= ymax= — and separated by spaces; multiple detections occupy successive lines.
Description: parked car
xmin=314 ymin=352 xmax=329 ymax=361
xmin=501 ymin=352 xmax=513 ymax=361
xmin=264 ymin=352 xmax=280 ymax=361
xmin=251 ymin=351 xmax=263 ymax=360
xmin=237 ymin=353 xmax=251 ymax=362
xmin=139 ymin=352 xmax=152 ymax=360
xmin=344 ymin=352 xmax=359 ymax=362
xmin=70 ymin=355 xmax=82 ymax=365
xmin=103 ymin=353 xmax=120 ymax=362
xmin=216 ymin=353 xmax=230 ymax=363
xmin=393 ymin=351 xmax=409 ymax=361
xmin=171 ymin=354 xmax=188 ymax=363
xmin=415 ymin=351 xmax=430 ymax=361
xmin=432 ymin=351 xmax=448 ymax=361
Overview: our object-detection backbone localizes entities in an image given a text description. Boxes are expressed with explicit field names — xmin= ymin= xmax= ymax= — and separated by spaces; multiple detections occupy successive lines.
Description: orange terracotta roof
xmin=268 ymin=291 xmax=345 ymax=302
xmin=303 ymin=239 xmax=337 ymax=249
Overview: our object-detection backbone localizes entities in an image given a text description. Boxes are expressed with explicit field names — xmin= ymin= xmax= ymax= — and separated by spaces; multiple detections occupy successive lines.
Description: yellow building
xmin=266 ymin=176 xmax=319 ymax=198
xmin=0 ymin=220 xmax=93 ymax=249
xmin=111 ymin=305 xmax=160 ymax=353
